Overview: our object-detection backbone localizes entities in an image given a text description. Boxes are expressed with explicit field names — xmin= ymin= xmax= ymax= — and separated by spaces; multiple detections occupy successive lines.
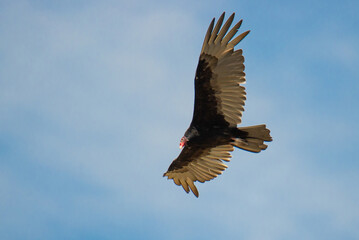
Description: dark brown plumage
xmin=163 ymin=12 xmax=272 ymax=197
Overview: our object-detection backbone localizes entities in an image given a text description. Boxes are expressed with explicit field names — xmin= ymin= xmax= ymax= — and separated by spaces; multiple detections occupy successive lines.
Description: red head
xmin=179 ymin=136 xmax=188 ymax=149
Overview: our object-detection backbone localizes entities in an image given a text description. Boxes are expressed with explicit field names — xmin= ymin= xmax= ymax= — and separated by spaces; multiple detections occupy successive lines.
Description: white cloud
xmin=1 ymin=1 xmax=359 ymax=239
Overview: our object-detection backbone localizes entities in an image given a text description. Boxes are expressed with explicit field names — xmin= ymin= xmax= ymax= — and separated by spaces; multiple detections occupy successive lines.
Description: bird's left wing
xmin=163 ymin=144 xmax=234 ymax=197
xmin=191 ymin=12 xmax=250 ymax=128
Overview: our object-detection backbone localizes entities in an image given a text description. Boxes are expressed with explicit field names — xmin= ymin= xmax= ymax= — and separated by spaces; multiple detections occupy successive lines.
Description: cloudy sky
xmin=1 ymin=0 xmax=358 ymax=239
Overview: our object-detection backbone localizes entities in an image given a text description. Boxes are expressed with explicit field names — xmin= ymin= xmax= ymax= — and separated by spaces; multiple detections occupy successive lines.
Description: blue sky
xmin=1 ymin=0 xmax=358 ymax=239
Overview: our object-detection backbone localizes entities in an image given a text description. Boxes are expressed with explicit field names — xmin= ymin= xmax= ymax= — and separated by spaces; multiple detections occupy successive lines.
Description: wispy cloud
xmin=1 ymin=0 xmax=358 ymax=239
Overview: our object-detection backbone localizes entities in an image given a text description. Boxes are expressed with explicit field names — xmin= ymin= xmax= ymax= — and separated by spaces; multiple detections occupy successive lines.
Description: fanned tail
xmin=232 ymin=124 xmax=272 ymax=153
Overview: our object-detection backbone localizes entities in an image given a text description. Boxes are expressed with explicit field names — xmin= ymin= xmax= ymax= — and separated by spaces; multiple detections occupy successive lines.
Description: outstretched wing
xmin=163 ymin=142 xmax=234 ymax=197
xmin=191 ymin=12 xmax=249 ymax=128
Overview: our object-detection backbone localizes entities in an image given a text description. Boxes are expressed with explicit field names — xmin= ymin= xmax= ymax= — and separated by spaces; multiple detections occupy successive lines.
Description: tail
xmin=232 ymin=124 xmax=272 ymax=153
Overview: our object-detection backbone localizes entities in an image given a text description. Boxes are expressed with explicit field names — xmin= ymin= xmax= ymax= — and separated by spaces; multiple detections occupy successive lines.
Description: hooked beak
xmin=179 ymin=136 xmax=187 ymax=149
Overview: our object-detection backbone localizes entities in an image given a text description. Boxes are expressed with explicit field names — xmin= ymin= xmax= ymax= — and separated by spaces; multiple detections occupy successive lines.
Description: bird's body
xmin=164 ymin=12 xmax=272 ymax=197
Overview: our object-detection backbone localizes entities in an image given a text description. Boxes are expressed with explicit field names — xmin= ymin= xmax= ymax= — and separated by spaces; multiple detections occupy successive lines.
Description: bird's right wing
xmin=163 ymin=143 xmax=234 ymax=197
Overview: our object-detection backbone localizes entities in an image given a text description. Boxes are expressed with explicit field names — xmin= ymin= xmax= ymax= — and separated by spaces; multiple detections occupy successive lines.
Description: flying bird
xmin=163 ymin=12 xmax=272 ymax=197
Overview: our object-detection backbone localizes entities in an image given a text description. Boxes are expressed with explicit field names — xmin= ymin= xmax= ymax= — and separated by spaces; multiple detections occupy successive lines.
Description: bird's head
xmin=180 ymin=127 xmax=198 ymax=149
xmin=179 ymin=136 xmax=188 ymax=149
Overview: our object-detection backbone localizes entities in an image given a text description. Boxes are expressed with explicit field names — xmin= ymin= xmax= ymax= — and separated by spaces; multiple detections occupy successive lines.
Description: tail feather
xmin=232 ymin=124 xmax=272 ymax=153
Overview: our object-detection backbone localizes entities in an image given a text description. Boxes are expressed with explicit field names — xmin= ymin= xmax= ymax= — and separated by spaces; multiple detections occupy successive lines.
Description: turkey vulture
xmin=163 ymin=12 xmax=272 ymax=197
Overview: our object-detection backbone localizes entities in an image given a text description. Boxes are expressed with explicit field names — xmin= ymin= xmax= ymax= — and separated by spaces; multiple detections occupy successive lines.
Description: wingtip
xmin=193 ymin=192 xmax=199 ymax=198
xmin=227 ymin=13 xmax=236 ymax=26
xmin=187 ymin=178 xmax=199 ymax=198
xmin=218 ymin=12 xmax=226 ymax=23
xmin=228 ymin=29 xmax=251 ymax=48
